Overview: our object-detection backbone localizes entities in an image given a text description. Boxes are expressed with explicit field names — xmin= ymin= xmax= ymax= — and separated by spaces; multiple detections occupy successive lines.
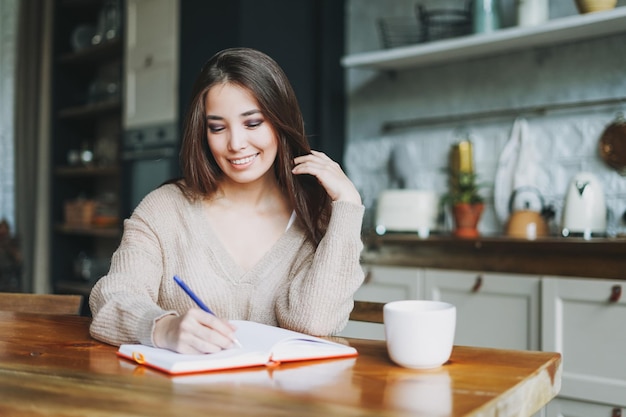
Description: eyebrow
xmin=205 ymin=109 xmax=262 ymax=122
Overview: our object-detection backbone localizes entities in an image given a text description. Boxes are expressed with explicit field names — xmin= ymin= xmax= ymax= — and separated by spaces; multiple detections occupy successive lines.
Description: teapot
xmin=505 ymin=186 xmax=551 ymax=239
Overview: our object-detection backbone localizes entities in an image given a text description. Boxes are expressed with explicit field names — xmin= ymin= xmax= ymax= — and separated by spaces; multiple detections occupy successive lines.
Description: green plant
xmin=443 ymin=171 xmax=486 ymax=205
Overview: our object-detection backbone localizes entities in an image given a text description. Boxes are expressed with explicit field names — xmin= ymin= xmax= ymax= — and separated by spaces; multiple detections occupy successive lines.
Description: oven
xmin=122 ymin=122 xmax=179 ymax=218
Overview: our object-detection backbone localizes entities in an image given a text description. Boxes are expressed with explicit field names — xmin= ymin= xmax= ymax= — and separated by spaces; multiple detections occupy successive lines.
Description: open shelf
xmin=341 ymin=7 xmax=626 ymax=70
xmin=58 ymin=38 xmax=122 ymax=65
xmin=55 ymin=224 xmax=121 ymax=238
xmin=58 ymin=99 xmax=121 ymax=119
xmin=55 ymin=166 xmax=120 ymax=177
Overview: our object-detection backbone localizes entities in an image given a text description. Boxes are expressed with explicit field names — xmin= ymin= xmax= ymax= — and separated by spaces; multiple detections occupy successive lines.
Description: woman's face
xmin=204 ymin=82 xmax=278 ymax=185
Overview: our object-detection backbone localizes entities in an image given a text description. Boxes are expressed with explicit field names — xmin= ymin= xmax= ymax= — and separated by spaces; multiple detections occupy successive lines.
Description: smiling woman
xmin=89 ymin=48 xmax=366 ymax=355
xmin=204 ymin=83 xmax=279 ymax=190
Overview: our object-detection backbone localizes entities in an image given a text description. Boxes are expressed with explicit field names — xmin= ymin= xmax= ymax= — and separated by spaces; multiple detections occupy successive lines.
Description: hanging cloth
xmin=493 ymin=117 xmax=537 ymax=226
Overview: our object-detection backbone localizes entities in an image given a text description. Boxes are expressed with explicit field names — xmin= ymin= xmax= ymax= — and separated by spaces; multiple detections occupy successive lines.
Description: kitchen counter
xmin=361 ymin=234 xmax=626 ymax=280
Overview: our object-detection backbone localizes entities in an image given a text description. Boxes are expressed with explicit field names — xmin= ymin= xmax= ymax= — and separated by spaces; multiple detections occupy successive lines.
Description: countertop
xmin=361 ymin=233 xmax=626 ymax=280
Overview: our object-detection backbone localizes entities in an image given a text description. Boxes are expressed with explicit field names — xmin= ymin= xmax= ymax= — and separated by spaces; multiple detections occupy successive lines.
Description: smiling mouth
xmin=230 ymin=153 xmax=259 ymax=165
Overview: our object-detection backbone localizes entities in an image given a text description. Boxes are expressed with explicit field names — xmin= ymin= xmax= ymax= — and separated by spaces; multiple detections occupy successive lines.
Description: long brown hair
xmin=176 ymin=47 xmax=330 ymax=244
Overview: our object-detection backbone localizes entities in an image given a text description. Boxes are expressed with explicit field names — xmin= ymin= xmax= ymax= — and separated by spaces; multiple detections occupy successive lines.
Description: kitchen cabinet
xmin=124 ymin=0 xmax=179 ymax=129
xmin=542 ymin=277 xmax=626 ymax=408
xmin=344 ymin=262 xmax=626 ymax=414
xmin=424 ymin=269 xmax=541 ymax=351
xmin=341 ymin=7 xmax=626 ymax=70
xmin=121 ymin=0 xmax=180 ymax=217
xmin=50 ymin=0 xmax=125 ymax=310
xmin=341 ymin=265 xmax=542 ymax=349
xmin=339 ymin=265 xmax=423 ymax=340
xmin=546 ymin=398 xmax=623 ymax=417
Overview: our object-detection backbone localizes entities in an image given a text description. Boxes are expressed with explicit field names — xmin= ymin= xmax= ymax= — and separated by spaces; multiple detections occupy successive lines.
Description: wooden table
xmin=0 ymin=311 xmax=561 ymax=417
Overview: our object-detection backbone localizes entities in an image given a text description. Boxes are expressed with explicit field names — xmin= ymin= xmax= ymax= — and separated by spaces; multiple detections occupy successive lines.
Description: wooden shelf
xmin=61 ymin=0 xmax=103 ymax=9
xmin=55 ymin=166 xmax=120 ymax=177
xmin=51 ymin=0 xmax=124 ymax=304
xmin=54 ymin=224 xmax=121 ymax=238
xmin=58 ymin=38 xmax=123 ymax=65
xmin=342 ymin=7 xmax=626 ymax=70
xmin=58 ymin=99 xmax=121 ymax=119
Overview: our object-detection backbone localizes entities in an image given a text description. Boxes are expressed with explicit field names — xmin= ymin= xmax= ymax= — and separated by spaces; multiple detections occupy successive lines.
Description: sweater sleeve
xmin=88 ymin=189 xmax=178 ymax=347
xmin=274 ymin=200 xmax=366 ymax=336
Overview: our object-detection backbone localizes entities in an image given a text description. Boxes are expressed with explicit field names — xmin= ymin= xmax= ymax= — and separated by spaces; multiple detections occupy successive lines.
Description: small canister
xmin=473 ymin=0 xmax=501 ymax=34
xmin=517 ymin=0 xmax=549 ymax=27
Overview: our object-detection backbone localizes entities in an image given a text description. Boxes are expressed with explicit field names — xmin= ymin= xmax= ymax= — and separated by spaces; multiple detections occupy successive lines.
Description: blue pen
xmin=173 ymin=275 xmax=243 ymax=348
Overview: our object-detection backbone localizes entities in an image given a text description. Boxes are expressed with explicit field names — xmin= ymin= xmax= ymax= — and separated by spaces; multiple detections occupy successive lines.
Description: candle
xmin=457 ymin=140 xmax=474 ymax=174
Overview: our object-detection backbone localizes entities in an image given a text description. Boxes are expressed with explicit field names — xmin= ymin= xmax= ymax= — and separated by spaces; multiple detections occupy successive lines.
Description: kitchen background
xmin=0 ymin=0 xmax=16 ymax=232
xmin=343 ymin=0 xmax=626 ymax=236
xmin=1 ymin=0 xmax=625 ymax=297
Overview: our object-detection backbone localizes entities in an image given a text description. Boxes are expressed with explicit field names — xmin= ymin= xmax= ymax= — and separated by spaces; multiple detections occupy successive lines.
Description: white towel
xmin=493 ymin=118 xmax=537 ymax=225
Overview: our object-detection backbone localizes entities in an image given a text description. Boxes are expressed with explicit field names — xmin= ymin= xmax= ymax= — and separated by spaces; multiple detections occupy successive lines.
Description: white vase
xmin=517 ymin=0 xmax=549 ymax=27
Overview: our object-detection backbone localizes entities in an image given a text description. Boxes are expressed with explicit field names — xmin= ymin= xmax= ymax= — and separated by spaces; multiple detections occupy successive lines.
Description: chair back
xmin=349 ymin=300 xmax=385 ymax=324
xmin=0 ymin=293 xmax=83 ymax=315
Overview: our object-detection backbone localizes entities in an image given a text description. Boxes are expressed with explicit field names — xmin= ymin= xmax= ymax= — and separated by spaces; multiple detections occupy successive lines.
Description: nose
xmin=227 ymin=125 xmax=248 ymax=151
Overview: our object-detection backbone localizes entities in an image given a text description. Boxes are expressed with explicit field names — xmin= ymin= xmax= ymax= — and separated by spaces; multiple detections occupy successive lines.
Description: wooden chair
xmin=349 ymin=300 xmax=385 ymax=324
xmin=0 ymin=292 xmax=84 ymax=315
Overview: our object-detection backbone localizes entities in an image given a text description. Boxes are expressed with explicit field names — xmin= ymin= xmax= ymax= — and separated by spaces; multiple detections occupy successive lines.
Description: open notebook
xmin=117 ymin=320 xmax=358 ymax=375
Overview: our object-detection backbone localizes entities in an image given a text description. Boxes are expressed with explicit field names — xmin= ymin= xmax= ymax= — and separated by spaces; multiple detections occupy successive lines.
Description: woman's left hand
xmin=292 ymin=150 xmax=362 ymax=205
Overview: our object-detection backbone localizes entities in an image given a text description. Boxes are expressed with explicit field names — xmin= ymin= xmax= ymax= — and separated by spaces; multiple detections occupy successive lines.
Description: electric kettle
xmin=561 ymin=172 xmax=606 ymax=238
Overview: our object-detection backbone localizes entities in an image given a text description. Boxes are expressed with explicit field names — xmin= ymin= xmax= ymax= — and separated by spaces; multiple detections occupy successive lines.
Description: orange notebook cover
xmin=117 ymin=320 xmax=358 ymax=375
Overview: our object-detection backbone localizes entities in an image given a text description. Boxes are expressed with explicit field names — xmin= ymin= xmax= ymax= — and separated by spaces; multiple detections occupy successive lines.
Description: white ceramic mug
xmin=383 ymin=300 xmax=456 ymax=369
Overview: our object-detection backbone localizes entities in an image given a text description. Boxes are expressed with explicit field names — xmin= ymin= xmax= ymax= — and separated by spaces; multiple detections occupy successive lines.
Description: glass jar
xmin=473 ymin=0 xmax=501 ymax=34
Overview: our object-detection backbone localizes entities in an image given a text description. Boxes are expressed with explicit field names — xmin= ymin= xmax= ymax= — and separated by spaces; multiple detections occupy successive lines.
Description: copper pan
xmin=599 ymin=112 xmax=626 ymax=176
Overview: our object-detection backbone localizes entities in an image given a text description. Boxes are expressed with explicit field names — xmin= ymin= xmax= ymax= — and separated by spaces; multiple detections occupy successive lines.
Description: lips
xmin=230 ymin=153 xmax=258 ymax=165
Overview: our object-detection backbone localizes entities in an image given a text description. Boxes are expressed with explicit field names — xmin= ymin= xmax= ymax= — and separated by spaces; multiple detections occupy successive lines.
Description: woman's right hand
xmin=292 ymin=150 xmax=362 ymax=205
xmin=153 ymin=308 xmax=238 ymax=354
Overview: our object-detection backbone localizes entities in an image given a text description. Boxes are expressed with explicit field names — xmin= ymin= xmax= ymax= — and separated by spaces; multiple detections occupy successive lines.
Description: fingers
xmin=292 ymin=150 xmax=362 ymax=205
xmin=154 ymin=309 xmax=239 ymax=354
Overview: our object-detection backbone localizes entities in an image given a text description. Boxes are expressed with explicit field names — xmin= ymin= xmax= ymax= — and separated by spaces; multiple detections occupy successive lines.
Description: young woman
xmin=89 ymin=48 xmax=365 ymax=354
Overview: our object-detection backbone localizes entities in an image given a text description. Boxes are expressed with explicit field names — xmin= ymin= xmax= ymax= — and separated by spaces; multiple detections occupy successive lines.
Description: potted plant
xmin=446 ymin=171 xmax=485 ymax=238
xmin=443 ymin=140 xmax=486 ymax=238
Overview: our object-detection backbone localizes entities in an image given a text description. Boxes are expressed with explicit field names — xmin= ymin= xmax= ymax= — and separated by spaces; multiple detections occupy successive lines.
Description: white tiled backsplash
xmin=344 ymin=0 xmax=626 ymax=236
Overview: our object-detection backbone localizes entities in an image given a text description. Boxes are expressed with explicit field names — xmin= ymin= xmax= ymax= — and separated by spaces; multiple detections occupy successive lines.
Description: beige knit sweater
xmin=89 ymin=184 xmax=365 ymax=347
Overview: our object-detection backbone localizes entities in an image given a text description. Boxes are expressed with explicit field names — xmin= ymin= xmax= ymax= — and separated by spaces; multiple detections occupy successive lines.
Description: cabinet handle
xmin=472 ymin=275 xmax=483 ymax=293
xmin=609 ymin=285 xmax=622 ymax=303
xmin=611 ymin=407 xmax=621 ymax=417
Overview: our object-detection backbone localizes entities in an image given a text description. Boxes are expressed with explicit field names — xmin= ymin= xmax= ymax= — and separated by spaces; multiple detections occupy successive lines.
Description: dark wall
xmin=178 ymin=0 xmax=345 ymax=163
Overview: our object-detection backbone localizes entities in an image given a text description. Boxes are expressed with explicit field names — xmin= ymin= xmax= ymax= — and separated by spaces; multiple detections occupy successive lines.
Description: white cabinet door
xmin=124 ymin=0 xmax=179 ymax=128
xmin=546 ymin=397 xmax=623 ymax=417
xmin=542 ymin=277 xmax=626 ymax=407
xmin=424 ymin=269 xmax=541 ymax=350
xmin=339 ymin=265 xmax=423 ymax=340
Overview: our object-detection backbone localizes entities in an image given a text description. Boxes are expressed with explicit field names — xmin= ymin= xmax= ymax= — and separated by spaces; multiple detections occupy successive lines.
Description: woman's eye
xmin=246 ymin=119 xmax=263 ymax=129
xmin=208 ymin=124 xmax=224 ymax=133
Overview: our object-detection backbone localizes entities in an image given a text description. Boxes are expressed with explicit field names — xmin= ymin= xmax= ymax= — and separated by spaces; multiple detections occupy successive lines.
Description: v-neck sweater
xmin=89 ymin=184 xmax=366 ymax=347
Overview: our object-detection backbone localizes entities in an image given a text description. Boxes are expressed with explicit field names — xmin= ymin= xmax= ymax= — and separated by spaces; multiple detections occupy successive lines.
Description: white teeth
xmin=231 ymin=154 xmax=257 ymax=165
